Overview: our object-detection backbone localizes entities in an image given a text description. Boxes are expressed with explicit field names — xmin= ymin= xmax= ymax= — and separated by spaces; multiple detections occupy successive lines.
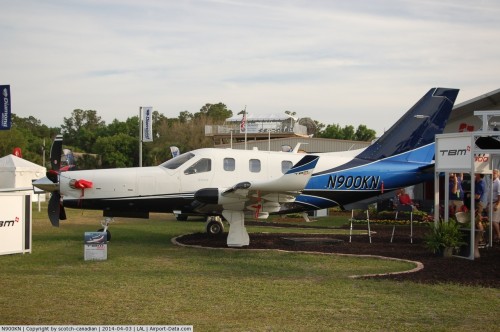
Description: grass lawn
xmin=1 ymin=206 xmax=498 ymax=331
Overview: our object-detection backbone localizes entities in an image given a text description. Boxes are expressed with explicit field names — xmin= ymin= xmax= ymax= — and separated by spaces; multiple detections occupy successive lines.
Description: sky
xmin=1 ymin=0 xmax=500 ymax=136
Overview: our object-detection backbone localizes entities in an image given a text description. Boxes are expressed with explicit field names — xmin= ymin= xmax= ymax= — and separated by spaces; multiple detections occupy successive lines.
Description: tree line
xmin=0 ymin=103 xmax=376 ymax=169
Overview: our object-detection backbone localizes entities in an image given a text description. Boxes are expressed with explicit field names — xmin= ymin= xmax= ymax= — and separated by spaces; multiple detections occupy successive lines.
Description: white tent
xmin=0 ymin=154 xmax=46 ymax=202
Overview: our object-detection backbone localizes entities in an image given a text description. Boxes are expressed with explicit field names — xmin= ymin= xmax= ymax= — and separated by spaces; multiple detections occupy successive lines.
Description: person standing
xmin=449 ymin=173 xmax=464 ymax=215
xmin=475 ymin=174 xmax=486 ymax=216
xmin=474 ymin=174 xmax=486 ymax=244
xmin=490 ymin=169 xmax=500 ymax=243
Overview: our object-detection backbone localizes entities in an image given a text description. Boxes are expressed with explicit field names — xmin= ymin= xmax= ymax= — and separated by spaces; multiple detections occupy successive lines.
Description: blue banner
xmin=142 ymin=106 xmax=153 ymax=142
xmin=1 ymin=85 xmax=11 ymax=130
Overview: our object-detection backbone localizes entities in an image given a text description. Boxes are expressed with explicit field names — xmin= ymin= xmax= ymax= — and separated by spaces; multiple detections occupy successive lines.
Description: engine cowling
xmin=194 ymin=188 xmax=247 ymax=210
xmin=194 ymin=188 xmax=219 ymax=204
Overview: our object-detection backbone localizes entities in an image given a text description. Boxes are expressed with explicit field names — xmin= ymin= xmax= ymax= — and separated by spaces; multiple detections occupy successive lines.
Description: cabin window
xmin=184 ymin=158 xmax=212 ymax=175
xmin=160 ymin=152 xmax=195 ymax=170
xmin=281 ymin=160 xmax=293 ymax=174
xmin=224 ymin=158 xmax=235 ymax=171
xmin=249 ymin=159 xmax=261 ymax=173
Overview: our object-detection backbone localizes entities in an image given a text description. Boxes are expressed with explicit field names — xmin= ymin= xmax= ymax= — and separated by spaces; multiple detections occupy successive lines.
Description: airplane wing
xmin=193 ymin=154 xmax=319 ymax=247
xmin=194 ymin=154 xmax=319 ymax=217
xmin=221 ymin=154 xmax=320 ymax=216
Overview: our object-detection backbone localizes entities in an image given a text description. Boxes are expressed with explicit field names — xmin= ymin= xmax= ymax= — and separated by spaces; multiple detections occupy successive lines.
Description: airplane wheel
xmin=176 ymin=214 xmax=188 ymax=221
xmin=97 ymin=229 xmax=111 ymax=241
xmin=206 ymin=219 xmax=224 ymax=236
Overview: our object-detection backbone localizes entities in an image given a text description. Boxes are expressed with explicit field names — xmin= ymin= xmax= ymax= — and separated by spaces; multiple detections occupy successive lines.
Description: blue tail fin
xmin=355 ymin=87 xmax=459 ymax=161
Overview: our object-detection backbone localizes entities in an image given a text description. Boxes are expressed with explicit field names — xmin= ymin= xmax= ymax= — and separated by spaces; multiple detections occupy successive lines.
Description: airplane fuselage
xmin=60 ymin=145 xmax=433 ymax=218
xmin=61 ymin=148 xmax=324 ymax=217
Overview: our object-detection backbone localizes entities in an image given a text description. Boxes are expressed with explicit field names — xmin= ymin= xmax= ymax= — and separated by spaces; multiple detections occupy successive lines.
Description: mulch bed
xmin=176 ymin=222 xmax=500 ymax=288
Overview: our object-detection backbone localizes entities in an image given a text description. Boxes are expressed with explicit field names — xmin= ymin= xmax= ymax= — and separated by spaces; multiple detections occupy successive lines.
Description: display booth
xmin=434 ymin=111 xmax=500 ymax=260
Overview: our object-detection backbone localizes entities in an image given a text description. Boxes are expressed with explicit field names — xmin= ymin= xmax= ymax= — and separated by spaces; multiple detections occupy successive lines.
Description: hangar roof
xmin=450 ymin=88 xmax=500 ymax=122
xmin=445 ymin=88 xmax=500 ymax=133
xmin=225 ymin=114 xmax=289 ymax=122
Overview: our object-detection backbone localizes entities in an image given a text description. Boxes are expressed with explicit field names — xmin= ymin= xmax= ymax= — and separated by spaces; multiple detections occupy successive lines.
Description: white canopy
xmin=0 ymin=154 xmax=46 ymax=201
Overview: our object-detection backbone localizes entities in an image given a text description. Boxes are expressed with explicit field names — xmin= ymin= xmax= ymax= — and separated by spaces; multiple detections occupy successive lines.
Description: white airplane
xmin=34 ymin=87 xmax=459 ymax=247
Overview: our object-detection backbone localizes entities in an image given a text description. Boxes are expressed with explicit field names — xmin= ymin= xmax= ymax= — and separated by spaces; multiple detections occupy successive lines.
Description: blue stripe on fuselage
xmin=297 ymin=144 xmax=435 ymax=209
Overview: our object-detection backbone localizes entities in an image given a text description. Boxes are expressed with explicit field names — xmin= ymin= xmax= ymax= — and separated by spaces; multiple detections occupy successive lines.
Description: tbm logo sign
xmin=438 ymin=146 xmax=470 ymax=157
xmin=0 ymin=216 xmax=19 ymax=227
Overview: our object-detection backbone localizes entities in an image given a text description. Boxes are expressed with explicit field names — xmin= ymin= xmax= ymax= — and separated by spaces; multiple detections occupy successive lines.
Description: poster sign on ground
xmin=0 ymin=193 xmax=31 ymax=255
xmin=84 ymin=232 xmax=107 ymax=261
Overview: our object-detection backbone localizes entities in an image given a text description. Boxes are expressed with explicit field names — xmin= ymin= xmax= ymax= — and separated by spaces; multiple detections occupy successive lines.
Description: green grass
xmin=0 ymin=205 xmax=499 ymax=330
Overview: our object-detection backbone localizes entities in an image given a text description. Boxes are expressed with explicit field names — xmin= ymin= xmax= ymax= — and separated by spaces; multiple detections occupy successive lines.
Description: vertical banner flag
xmin=240 ymin=111 xmax=246 ymax=133
xmin=1 ymin=85 xmax=11 ymax=130
xmin=142 ymin=106 xmax=153 ymax=142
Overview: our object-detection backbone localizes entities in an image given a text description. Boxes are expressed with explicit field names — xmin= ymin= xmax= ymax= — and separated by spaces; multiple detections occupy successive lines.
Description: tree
xmin=94 ymin=133 xmax=137 ymax=168
xmin=354 ymin=125 xmax=376 ymax=142
xmin=318 ymin=123 xmax=376 ymax=141
xmin=178 ymin=111 xmax=193 ymax=123
xmin=342 ymin=125 xmax=355 ymax=140
xmin=318 ymin=123 xmax=343 ymax=139
xmin=61 ymin=109 xmax=106 ymax=152
xmin=1 ymin=114 xmax=59 ymax=166
xmin=195 ymin=103 xmax=232 ymax=121
xmin=0 ymin=127 xmax=26 ymax=157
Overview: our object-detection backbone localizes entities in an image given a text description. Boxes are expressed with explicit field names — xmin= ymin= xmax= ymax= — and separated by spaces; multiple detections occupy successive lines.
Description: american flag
xmin=240 ymin=112 xmax=246 ymax=133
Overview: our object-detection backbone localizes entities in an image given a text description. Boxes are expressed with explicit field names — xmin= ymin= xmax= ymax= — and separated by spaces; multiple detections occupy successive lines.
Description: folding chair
xmin=349 ymin=203 xmax=372 ymax=243
xmin=391 ymin=204 xmax=413 ymax=243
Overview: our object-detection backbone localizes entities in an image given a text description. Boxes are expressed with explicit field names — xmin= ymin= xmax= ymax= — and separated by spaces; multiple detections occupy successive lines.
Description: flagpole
xmin=139 ymin=107 xmax=142 ymax=167
xmin=244 ymin=106 xmax=247 ymax=150
xmin=238 ymin=106 xmax=247 ymax=150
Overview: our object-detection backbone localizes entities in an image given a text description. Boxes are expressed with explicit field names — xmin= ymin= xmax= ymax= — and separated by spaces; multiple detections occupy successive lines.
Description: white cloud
xmin=1 ymin=0 xmax=499 ymax=136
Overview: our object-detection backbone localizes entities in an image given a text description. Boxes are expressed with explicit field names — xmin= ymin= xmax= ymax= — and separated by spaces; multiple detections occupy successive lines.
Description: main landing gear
xmin=97 ymin=217 xmax=113 ymax=241
xmin=204 ymin=212 xmax=250 ymax=247
xmin=205 ymin=216 xmax=224 ymax=236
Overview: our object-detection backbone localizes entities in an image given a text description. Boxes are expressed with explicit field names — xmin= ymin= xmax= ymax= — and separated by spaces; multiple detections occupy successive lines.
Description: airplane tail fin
xmin=355 ymin=88 xmax=459 ymax=162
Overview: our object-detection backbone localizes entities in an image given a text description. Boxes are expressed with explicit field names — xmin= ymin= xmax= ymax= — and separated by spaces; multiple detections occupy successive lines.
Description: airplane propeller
xmin=46 ymin=134 xmax=67 ymax=227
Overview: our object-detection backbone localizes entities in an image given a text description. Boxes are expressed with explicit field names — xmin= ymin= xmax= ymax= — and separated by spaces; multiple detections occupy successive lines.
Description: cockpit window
xmin=160 ymin=152 xmax=195 ymax=170
xmin=184 ymin=158 xmax=212 ymax=175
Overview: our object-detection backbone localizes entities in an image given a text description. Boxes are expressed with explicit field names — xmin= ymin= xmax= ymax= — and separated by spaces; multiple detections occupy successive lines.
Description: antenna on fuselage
xmin=292 ymin=142 xmax=308 ymax=153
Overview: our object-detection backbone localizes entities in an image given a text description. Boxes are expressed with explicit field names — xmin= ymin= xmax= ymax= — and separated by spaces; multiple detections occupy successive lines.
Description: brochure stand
xmin=84 ymin=232 xmax=107 ymax=261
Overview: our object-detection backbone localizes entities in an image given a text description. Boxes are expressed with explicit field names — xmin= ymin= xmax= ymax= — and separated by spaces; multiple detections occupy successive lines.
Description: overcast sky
xmin=2 ymin=0 xmax=499 ymax=136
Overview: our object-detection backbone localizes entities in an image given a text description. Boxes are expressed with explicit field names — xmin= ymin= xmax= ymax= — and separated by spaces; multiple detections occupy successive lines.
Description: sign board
xmin=141 ymin=106 xmax=153 ymax=142
xmin=435 ymin=133 xmax=491 ymax=173
xmin=0 ymin=193 xmax=31 ymax=255
xmin=84 ymin=232 xmax=107 ymax=261
xmin=1 ymin=85 xmax=11 ymax=130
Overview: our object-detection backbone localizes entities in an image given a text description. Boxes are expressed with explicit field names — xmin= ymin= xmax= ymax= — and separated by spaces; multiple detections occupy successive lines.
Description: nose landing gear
xmin=97 ymin=217 xmax=114 ymax=241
